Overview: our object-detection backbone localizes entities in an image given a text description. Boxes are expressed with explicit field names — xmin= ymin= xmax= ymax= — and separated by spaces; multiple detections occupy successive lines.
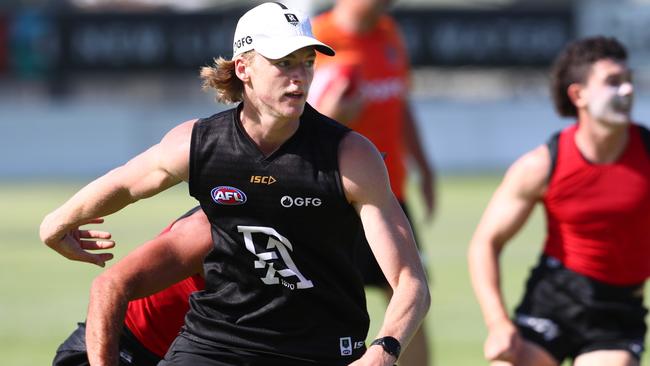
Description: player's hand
xmin=484 ymin=318 xmax=522 ymax=363
xmin=348 ymin=344 xmax=396 ymax=366
xmin=41 ymin=217 xmax=115 ymax=267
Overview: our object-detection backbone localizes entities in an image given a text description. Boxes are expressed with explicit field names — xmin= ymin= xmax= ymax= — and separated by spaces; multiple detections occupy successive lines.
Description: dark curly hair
xmin=550 ymin=36 xmax=628 ymax=117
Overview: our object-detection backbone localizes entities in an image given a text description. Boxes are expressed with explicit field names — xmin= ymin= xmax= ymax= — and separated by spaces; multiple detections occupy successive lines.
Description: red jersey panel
xmin=123 ymin=223 xmax=205 ymax=357
xmin=124 ymin=275 xmax=204 ymax=357
xmin=543 ymin=123 xmax=650 ymax=285
xmin=311 ymin=13 xmax=410 ymax=199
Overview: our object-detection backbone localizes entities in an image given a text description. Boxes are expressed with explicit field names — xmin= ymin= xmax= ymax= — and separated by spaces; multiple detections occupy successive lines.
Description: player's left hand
xmin=41 ymin=217 xmax=115 ymax=267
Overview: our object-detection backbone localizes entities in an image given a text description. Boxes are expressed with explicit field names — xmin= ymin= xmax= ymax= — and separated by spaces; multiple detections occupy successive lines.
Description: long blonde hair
xmin=200 ymin=52 xmax=254 ymax=104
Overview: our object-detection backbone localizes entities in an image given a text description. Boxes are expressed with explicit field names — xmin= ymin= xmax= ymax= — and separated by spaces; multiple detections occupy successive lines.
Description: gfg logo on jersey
xmin=280 ymin=195 xmax=322 ymax=208
xmin=211 ymin=186 xmax=247 ymax=205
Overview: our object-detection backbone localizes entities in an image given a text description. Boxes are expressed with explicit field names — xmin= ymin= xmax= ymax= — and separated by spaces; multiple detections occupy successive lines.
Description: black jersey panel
xmin=186 ymin=103 xmax=369 ymax=363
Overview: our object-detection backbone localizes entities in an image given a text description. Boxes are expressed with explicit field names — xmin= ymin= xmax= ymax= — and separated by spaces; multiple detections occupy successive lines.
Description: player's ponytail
xmin=200 ymin=51 xmax=254 ymax=104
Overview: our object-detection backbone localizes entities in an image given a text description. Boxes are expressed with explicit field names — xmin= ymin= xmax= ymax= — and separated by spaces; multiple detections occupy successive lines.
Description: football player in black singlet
xmin=40 ymin=3 xmax=429 ymax=365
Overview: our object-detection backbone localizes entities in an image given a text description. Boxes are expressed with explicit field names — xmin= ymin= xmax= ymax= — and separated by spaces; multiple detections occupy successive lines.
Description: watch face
xmin=372 ymin=336 xmax=401 ymax=358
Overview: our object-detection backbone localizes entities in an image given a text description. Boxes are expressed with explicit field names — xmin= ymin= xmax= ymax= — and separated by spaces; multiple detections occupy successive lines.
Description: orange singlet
xmin=311 ymin=12 xmax=410 ymax=200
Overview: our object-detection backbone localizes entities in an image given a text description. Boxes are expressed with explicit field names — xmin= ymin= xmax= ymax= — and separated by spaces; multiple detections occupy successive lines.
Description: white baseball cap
xmin=232 ymin=2 xmax=335 ymax=60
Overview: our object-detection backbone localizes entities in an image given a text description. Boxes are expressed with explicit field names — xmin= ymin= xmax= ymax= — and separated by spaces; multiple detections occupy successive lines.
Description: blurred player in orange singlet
xmin=310 ymin=1 xmax=435 ymax=365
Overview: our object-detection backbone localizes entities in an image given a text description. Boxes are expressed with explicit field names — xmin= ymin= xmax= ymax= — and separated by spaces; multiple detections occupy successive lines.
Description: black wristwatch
xmin=370 ymin=336 xmax=401 ymax=359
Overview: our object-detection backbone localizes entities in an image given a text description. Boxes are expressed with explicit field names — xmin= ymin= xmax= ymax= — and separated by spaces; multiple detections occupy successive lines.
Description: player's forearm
xmin=402 ymin=107 xmax=432 ymax=174
xmin=40 ymin=169 xmax=139 ymax=246
xmin=375 ymin=272 xmax=430 ymax=349
xmin=86 ymin=274 xmax=130 ymax=366
xmin=468 ymin=238 xmax=510 ymax=327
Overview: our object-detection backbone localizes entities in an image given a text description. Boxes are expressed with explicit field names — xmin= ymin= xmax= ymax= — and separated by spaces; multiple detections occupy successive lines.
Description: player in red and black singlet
xmin=123 ymin=275 xmax=204 ymax=360
xmin=469 ymin=37 xmax=650 ymax=366
xmin=542 ymin=123 xmax=650 ymax=285
xmin=52 ymin=207 xmax=206 ymax=366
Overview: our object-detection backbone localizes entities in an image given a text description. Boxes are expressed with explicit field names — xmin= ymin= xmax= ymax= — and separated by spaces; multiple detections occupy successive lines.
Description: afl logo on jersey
xmin=211 ymin=186 xmax=247 ymax=205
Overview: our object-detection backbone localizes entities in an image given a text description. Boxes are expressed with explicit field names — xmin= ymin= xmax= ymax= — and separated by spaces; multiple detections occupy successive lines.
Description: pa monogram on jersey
xmin=239 ymin=225 xmax=313 ymax=290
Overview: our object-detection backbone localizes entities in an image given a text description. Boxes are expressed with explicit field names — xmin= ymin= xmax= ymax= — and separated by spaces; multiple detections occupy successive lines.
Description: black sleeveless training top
xmin=184 ymin=103 xmax=369 ymax=364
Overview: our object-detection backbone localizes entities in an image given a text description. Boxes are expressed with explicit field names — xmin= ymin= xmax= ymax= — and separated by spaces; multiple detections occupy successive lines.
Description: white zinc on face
xmin=585 ymin=58 xmax=634 ymax=125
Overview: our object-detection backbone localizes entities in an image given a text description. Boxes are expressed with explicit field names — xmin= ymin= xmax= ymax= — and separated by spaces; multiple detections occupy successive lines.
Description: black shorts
xmin=52 ymin=322 xmax=161 ymax=366
xmin=160 ymin=334 xmax=345 ymax=366
xmin=356 ymin=202 xmax=426 ymax=287
xmin=514 ymin=256 xmax=647 ymax=363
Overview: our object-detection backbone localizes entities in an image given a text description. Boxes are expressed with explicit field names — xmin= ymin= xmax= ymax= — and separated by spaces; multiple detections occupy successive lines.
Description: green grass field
xmin=0 ymin=176 xmax=644 ymax=365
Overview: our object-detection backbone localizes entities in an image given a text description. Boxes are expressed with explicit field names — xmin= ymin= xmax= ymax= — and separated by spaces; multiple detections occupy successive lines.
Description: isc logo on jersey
xmin=250 ymin=175 xmax=277 ymax=185
xmin=211 ymin=186 xmax=247 ymax=205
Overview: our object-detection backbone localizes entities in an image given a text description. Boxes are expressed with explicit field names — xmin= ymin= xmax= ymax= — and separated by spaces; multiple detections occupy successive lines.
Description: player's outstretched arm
xmin=86 ymin=208 xmax=212 ymax=366
xmin=339 ymin=132 xmax=430 ymax=366
xmin=467 ymin=145 xmax=549 ymax=363
xmin=39 ymin=119 xmax=196 ymax=266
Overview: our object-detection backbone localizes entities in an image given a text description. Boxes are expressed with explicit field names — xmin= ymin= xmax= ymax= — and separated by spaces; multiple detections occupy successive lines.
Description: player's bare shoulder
xmin=162 ymin=118 xmax=199 ymax=143
xmin=338 ymin=132 xmax=389 ymax=203
xmin=504 ymin=144 xmax=552 ymax=199
xmin=339 ymin=131 xmax=380 ymax=159
xmin=155 ymin=118 xmax=200 ymax=181
xmin=170 ymin=208 xmax=209 ymax=232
